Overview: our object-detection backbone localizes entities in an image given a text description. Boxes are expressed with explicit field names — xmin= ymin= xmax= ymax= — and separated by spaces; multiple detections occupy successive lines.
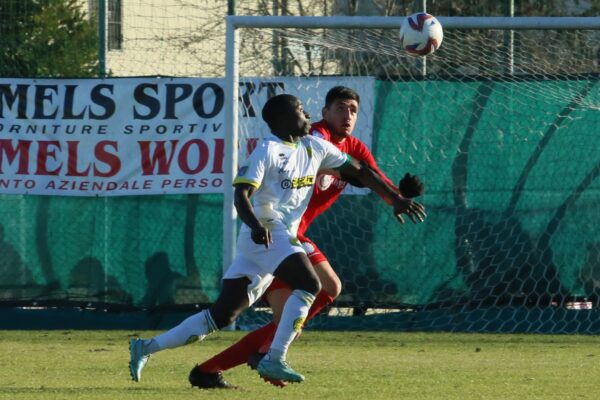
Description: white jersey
xmin=233 ymin=134 xmax=350 ymax=236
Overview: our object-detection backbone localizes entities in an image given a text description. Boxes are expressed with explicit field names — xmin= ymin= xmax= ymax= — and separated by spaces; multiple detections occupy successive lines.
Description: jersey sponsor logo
xmin=318 ymin=174 xmax=335 ymax=190
xmin=281 ymin=175 xmax=314 ymax=189
xmin=237 ymin=166 xmax=248 ymax=176
xmin=317 ymin=174 xmax=345 ymax=190
xmin=335 ymin=179 xmax=347 ymax=189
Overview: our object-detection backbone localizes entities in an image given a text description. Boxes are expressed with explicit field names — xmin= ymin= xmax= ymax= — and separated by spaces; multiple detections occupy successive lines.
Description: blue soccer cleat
xmin=129 ymin=338 xmax=150 ymax=382
xmin=247 ymin=352 xmax=287 ymax=387
xmin=257 ymin=358 xmax=305 ymax=383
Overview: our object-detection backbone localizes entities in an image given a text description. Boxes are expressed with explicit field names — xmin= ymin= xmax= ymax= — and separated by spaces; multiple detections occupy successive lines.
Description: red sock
xmin=198 ymin=322 xmax=277 ymax=373
xmin=257 ymin=289 xmax=335 ymax=353
xmin=305 ymin=289 xmax=335 ymax=322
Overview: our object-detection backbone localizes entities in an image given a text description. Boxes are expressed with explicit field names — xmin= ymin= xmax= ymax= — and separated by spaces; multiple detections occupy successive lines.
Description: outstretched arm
xmin=233 ymin=183 xmax=272 ymax=247
xmin=336 ymin=140 xmax=424 ymax=202
xmin=340 ymin=165 xmax=424 ymax=204
xmin=338 ymin=159 xmax=427 ymax=224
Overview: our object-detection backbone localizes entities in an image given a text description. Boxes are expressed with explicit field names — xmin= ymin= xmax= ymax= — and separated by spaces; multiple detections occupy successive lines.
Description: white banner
xmin=0 ymin=76 xmax=374 ymax=196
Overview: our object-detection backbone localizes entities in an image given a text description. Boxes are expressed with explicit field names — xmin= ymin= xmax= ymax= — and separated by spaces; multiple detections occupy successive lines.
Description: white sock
xmin=267 ymin=289 xmax=315 ymax=362
xmin=143 ymin=309 xmax=217 ymax=354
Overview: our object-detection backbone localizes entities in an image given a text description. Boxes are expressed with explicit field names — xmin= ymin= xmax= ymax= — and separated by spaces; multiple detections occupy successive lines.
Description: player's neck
xmin=272 ymin=131 xmax=299 ymax=144
xmin=331 ymin=132 xmax=347 ymax=144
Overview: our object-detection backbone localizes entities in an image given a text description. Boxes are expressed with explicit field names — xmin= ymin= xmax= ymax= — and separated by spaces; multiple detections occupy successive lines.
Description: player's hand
xmin=250 ymin=224 xmax=272 ymax=248
xmin=392 ymin=196 xmax=426 ymax=224
xmin=399 ymin=173 xmax=425 ymax=198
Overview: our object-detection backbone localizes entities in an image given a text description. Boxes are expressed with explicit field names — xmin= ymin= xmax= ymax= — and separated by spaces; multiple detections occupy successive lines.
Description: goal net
xmin=1 ymin=5 xmax=599 ymax=333
xmin=228 ymin=17 xmax=600 ymax=333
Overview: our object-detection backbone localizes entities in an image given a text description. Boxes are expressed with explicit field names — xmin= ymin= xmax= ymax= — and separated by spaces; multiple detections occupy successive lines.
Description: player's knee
xmin=208 ymin=306 xmax=239 ymax=329
xmin=292 ymin=273 xmax=321 ymax=296
xmin=305 ymin=275 xmax=322 ymax=296
xmin=211 ymin=311 xmax=237 ymax=329
xmin=323 ymin=275 xmax=342 ymax=298
xmin=314 ymin=261 xmax=342 ymax=298
xmin=208 ymin=277 xmax=250 ymax=329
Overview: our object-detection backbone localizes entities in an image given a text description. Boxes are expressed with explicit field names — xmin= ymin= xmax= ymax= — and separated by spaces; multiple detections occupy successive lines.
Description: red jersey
xmin=297 ymin=120 xmax=395 ymax=238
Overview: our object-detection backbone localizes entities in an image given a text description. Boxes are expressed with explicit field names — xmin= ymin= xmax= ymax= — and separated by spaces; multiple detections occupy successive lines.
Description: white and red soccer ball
xmin=400 ymin=13 xmax=444 ymax=56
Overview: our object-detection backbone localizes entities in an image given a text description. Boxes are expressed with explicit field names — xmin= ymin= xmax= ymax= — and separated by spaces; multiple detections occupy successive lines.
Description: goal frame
xmin=223 ymin=15 xmax=600 ymax=273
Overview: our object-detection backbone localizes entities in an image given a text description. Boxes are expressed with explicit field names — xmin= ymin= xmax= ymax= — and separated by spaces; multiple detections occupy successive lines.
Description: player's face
xmin=287 ymin=100 xmax=311 ymax=138
xmin=323 ymin=98 xmax=358 ymax=138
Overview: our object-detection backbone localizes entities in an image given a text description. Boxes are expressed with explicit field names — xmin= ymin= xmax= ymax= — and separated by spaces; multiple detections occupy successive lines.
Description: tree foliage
xmin=0 ymin=0 xmax=98 ymax=77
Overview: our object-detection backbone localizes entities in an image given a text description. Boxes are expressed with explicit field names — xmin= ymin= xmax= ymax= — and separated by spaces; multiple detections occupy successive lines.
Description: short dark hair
xmin=325 ymin=86 xmax=360 ymax=108
xmin=262 ymin=94 xmax=299 ymax=130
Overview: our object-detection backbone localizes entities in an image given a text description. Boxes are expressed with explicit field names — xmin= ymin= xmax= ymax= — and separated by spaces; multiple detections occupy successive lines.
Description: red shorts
xmin=265 ymin=235 xmax=328 ymax=293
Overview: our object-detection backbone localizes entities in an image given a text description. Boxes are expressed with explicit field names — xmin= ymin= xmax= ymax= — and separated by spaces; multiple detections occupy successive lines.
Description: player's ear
xmin=321 ymin=106 xmax=328 ymax=119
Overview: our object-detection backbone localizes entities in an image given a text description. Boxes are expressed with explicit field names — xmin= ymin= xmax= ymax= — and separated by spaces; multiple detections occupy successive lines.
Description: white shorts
xmin=222 ymin=226 xmax=305 ymax=305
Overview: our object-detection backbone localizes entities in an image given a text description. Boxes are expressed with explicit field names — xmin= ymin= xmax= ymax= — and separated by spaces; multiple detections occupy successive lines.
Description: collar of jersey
xmin=271 ymin=135 xmax=300 ymax=148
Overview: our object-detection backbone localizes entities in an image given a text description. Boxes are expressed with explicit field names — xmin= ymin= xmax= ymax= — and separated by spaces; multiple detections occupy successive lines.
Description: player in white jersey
xmin=226 ymin=130 xmax=352 ymax=304
xmin=128 ymin=94 xmax=426 ymax=385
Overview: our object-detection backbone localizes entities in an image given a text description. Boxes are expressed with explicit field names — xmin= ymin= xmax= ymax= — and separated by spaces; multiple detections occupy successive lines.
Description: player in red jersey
xmin=188 ymin=87 xmax=424 ymax=389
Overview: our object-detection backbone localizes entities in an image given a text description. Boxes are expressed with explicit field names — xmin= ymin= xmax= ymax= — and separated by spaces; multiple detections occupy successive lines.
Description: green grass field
xmin=1 ymin=330 xmax=599 ymax=400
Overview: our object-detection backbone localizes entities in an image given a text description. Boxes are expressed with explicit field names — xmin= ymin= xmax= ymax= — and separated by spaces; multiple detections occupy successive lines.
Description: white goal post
xmin=222 ymin=14 xmax=600 ymax=332
xmin=223 ymin=15 xmax=600 ymax=272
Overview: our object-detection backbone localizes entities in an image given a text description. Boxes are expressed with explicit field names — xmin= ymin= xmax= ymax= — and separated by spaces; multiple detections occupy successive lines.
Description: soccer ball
xmin=399 ymin=13 xmax=443 ymax=56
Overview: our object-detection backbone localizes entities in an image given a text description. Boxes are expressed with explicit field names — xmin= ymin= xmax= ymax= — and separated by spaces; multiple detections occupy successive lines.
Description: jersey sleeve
xmin=316 ymin=137 xmax=351 ymax=170
xmin=233 ymin=143 xmax=268 ymax=188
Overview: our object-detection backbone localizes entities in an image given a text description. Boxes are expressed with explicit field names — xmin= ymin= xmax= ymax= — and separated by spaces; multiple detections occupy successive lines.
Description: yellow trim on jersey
xmin=304 ymin=143 xmax=313 ymax=158
xmin=281 ymin=140 xmax=298 ymax=148
xmin=233 ymin=177 xmax=260 ymax=188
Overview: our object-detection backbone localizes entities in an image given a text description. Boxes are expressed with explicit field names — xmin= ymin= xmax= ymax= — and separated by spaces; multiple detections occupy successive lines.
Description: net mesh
xmin=234 ymin=25 xmax=600 ymax=333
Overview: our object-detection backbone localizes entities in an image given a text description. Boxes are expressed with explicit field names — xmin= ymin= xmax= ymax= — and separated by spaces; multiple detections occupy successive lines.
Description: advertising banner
xmin=0 ymin=77 xmax=374 ymax=195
